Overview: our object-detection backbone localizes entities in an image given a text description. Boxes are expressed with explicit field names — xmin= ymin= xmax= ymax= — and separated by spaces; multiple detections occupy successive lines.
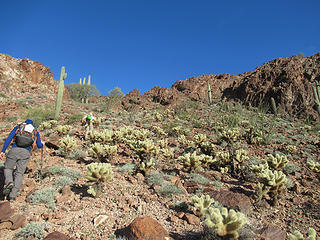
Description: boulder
xmin=121 ymin=216 xmax=173 ymax=240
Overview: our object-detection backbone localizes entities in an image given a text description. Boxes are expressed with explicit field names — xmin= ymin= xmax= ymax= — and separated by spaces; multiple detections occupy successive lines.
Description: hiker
xmin=0 ymin=119 xmax=43 ymax=201
xmin=82 ymin=112 xmax=96 ymax=133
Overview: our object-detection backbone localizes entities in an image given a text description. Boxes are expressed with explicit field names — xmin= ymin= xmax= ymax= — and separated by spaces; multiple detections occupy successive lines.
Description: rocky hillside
xmin=0 ymin=53 xmax=319 ymax=240
xmin=123 ymin=53 xmax=320 ymax=121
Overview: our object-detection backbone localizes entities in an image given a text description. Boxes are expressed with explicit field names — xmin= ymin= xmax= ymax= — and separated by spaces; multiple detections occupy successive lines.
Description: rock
xmin=0 ymin=221 xmax=12 ymax=230
xmin=256 ymin=224 xmax=287 ymax=240
xmin=0 ymin=201 xmax=14 ymax=222
xmin=10 ymin=214 xmax=26 ymax=230
xmin=93 ymin=214 xmax=108 ymax=227
xmin=121 ymin=216 xmax=172 ymax=240
xmin=183 ymin=213 xmax=200 ymax=225
xmin=44 ymin=231 xmax=74 ymax=240
xmin=208 ymin=189 xmax=253 ymax=215
xmin=169 ymin=215 xmax=179 ymax=223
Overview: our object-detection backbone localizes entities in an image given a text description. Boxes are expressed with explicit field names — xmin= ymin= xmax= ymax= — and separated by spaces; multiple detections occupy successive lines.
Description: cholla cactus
xmin=59 ymin=135 xmax=77 ymax=152
xmin=86 ymin=163 xmax=113 ymax=197
xmin=88 ymin=143 xmax=106 ymax=161
xmin=249 ymin=162 xmax=269 ymax=175
xmin=97 ymin=129 xmax=114 ymax=143
xmin=199 ymin=141 xmax=216 ymax=156
xmin=56 ymin=125 xmax=72 ymax=135
xmin=139 ymin=158 xmax=155 ymax=176
xmin=130 ymin=139 xmax=159 ymax=160
xmin=235 ymin=150 xmax=249 ymax=163
xmin=307 ymin=159 xmax=320 ymax=178
xmin=288 ymin=228 xmax=317 ymax=240
xmin=178 ymin=151 xmax=215 ymax=171
xmin=161 ymin=148 xmax=174 ymax=159
xmin=152 ymin=126 xmax=168 ymax=137
xmin=190 ymin=195 xmax=215 ymax=218
xmin=39 ymin=120 xmax=57 ymax=130
xmin=285 ymin=145 xmax=298 ymax=154
xmin=158 ymin=139 xmax=168 ymax=148
xmin=154 ymin=111 xmax=163 ymax=121
xmin=204 ymin=207 xmax=247 ymax=239
xmin=218 ymin=127 xmax=241 ymax=143
xmin=244 ymin=128 xmax=263 ymax=145
xmin=267 ymin=153 xmax=288 ymax=170
xmin=256 ymin=169 xmax=287 ymax=205
xmin=194 ymin=134 xmax=207 ymax=145
xmin=178 ymin=135 xmax=195 ymax=147
xmin=104 ymin=145 xmax=117 ymax=160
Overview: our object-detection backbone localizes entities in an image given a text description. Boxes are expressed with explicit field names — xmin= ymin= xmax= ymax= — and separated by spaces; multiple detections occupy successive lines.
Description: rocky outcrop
xmin=0 ymin=53 xmax=69 ymax=100
xmin=222 ymin=53 xmax=320 ymax=120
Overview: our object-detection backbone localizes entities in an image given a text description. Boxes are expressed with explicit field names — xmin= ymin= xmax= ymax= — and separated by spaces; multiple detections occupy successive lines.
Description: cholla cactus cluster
xmin=139 ymin=158 xmax=155 ymax=176
xmin=178 ymin=151 xmax=215 ymax=170
xmin=217 ymin=127 xmax=241 ymax=143
xmin=152 ymin=126 xmax=168 ymax=137
xmin=178 ymin=135 xmax=195 ymax=148
xmin=267 ymin=153 xmax=288 ymax=170
xmin=56 ymin=125 xmax=72 ymax=135
xmin=288 ymin=227 xmax=317 ymax=240
xmin=199 ymin=141 xmax=216 ymax=156
xmin=86 ymin=162 xmax=113 ymax=197
xmin=88 ymin=143 xmax=117 ymax=161
xmin=256 ymin=169 xmax=287 ymax=205
xmin=307 ymin=159 xmax=320 ymax=178
xmin=129 ymin=139 xmax=160 ymax=160
xmin=59 ymin=135 xmax=77 ymax=152
xmin=204 ymin=207 xmax=247 ymax=239
xmin=244 ymin=127 xmax=263 ymax=145
xmin=190 ymin=195 xmax=215 ymax=217
xmin=87 ymin=129 xmax=114 ymax=143
xmin=194 ymin=134 xmax=207 ymax=145
xmin=39 ymin=120 xmax=57 ymax=130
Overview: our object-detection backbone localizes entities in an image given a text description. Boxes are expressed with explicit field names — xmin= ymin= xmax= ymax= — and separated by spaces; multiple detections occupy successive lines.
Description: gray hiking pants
xmin=4 ymin=147 xmax=30 ymax=198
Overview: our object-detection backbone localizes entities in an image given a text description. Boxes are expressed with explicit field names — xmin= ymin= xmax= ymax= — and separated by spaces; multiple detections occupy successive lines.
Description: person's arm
xmin=1 ymin=126 xmax=19 ymax=153
xmin=36 ymin=132 xmax=43 ymax=149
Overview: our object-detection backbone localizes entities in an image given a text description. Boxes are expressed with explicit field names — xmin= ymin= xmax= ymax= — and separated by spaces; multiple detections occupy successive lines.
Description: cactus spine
xmin=312 ymin=80 xmax=320 ymax=115
xmin=54 ymin=66 xmax=67 ymax=120
xmin=208 ymin=81 xmax=212 ymax=104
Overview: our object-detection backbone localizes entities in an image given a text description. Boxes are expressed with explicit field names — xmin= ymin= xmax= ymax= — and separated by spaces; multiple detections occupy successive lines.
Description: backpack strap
xmin=31 ymin=128 xmax=38 ymax=151
xmin=8 ymin=123 xmax=22 ymax=147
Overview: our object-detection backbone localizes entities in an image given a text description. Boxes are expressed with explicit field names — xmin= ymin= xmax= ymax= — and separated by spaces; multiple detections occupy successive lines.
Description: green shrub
xmin=158 ymin=184 xmax=184 ymax=197
xmin=30 ymin=188 xmax=56 ymax=208
xmin=47 ymin=165 xmax=81 ymax=180
xmin=188 ymin=173 xmax=211 ymax=185
xmin=117 ymin=163 xmax=136 ymax=174
xmin=67 ymin=83 xmax=100 ymax=102
xmin=16 ymin=222 xmax=51 ymax=240
xmin=53 ymin=176 xmax=73 ymax=190
xmin=24 ymin=105 xmax=55 ymax=126
xmin=64 ymin=113 xmax=83 ymax=124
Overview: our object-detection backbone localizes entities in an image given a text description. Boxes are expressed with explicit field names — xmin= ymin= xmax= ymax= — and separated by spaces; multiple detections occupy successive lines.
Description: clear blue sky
xmin=1 ymin=0 xmax=319 ymax=96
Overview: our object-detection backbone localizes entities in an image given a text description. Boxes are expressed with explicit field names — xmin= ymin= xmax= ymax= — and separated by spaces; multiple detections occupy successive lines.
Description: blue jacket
xmin=1 ymin=119 xmax=43 ymax=153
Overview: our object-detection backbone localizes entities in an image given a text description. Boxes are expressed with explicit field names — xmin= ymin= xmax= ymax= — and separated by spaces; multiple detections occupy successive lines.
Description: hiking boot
xmin=3 ymin=182 xmax=14 ymax=197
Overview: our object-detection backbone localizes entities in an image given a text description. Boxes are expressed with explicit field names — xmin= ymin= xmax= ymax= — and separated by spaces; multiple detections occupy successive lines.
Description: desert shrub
xmin=16 ymin=222 xmax=51 ymax=240
xmin=117 ymin=163 xmax=136 ymax=174
xmin=147 ymin=171 xmax=165 ymax=186
xmin=30 ymin=188 xmax=56 ymax=208
xmin=47 ymin=165 xmax=81 ymax=180
xmin=67 ymin=83 xmax=100 ymax=102
xmin=158 ymin=184 xmax=184 ymax=197
xmin=188 ymin=173 xmax=211 ymax=185
xmin=24 ymin=105 xmax=55 ymax=126
xmin=65 ymin=113 xmax=83 ymax=124
xmin=53 ymin=176 xmax=73 ymax=190
xmin=68 ymin=149 xmax=88 ymax=161
xmin=100 ymin=87 xmax=124 ymax=112
xmin=283 ymin=163 xmax=301 ymax=175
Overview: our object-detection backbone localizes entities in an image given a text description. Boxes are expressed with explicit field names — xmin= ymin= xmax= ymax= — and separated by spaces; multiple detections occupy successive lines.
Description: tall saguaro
xmin=55 ymin=66 xmax=67 ymax=119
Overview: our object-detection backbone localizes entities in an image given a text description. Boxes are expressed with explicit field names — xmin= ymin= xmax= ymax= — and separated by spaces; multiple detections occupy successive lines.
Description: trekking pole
xmin=40 ymin=147 xmax=44 ymax=179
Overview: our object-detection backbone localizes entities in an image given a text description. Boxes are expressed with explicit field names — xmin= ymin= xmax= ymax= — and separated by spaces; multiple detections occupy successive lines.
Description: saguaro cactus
xmin=54 ymin=66 xmax=67 ymax=120
xmin=80 ymin=75 xmax=91 ymax=103
xmin=312 ymin=80 xmax=320 ymax=115
xmin=208 ymin=81 xmax=212 ymax=104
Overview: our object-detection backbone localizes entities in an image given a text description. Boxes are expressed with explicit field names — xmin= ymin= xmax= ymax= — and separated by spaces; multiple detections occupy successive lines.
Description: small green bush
xmin=24 ymin=105 xmax=55 ymax=126
xmin=30 ymin=188 xmax=56 ymax=208
xmin=65 ymin=113 xmax=83 ymax=124
xmin=47 ymin=165 xmax=81 ymax=180
xmin=16 ymin=222 xmax=51 ymax=240
xmin=188 ymin=173 xmax=211 ymax=185
xmin=53 ymin=176 xmax=73 ymax=190
xmin=158 ymin=184 xmax=184 ymax=197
